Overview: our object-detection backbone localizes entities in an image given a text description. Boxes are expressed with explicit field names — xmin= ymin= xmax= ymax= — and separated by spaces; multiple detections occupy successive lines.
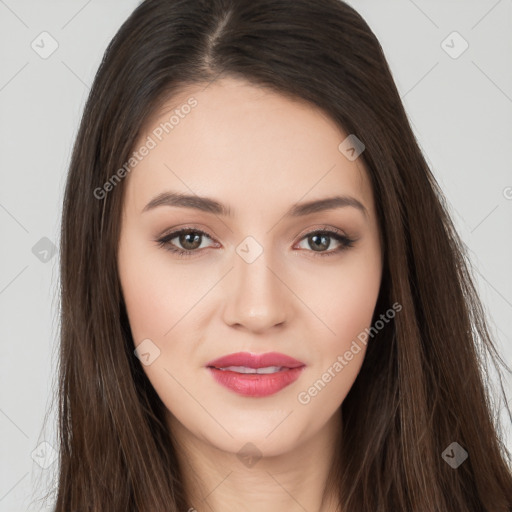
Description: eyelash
xmin=155 ymin=225 xmax=356 ymax=259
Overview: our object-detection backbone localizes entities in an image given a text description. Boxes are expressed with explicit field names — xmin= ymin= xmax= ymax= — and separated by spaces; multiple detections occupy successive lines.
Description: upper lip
xmin=206 ymin=351 xmax=305 ymax=369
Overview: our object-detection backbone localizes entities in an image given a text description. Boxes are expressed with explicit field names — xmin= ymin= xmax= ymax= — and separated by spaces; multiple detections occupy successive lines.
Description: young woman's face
xmin=118 ymin=77 xmax=383 ymax=457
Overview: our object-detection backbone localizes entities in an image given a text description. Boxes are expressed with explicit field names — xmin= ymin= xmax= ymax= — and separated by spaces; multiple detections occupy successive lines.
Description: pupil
xmin=311 ymin=234 xmax=329 ymax=251
xmin=181 ymin=232 xmax=201 ymax=250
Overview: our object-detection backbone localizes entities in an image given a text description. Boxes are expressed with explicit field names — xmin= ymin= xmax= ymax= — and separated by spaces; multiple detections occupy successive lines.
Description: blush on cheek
xmin=119 ymin=239 xmax=201 ymax=343
xmin=326 ymin=279 xmax=381 ymax=354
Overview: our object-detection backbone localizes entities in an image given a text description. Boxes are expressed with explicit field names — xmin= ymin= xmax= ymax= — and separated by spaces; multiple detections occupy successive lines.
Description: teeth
xmin=217 ymin=365 xmax=284 ymax=374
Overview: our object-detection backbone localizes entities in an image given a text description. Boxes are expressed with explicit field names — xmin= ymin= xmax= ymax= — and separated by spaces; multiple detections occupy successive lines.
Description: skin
xmin=117 ymin=77 xmax=383 ymax=512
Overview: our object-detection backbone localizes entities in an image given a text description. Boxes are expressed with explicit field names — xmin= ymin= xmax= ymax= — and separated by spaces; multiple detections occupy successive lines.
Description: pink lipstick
xmin=205 ymin=351 xmax=306 ymax=397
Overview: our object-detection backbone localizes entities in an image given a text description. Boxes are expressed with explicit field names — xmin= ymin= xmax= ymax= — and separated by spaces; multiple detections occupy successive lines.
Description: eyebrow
xmin=142 ymin=191 xmax=368 ymax=219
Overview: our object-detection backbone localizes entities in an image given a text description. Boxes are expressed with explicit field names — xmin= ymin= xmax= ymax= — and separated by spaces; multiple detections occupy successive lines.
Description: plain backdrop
xmin=0 ymin=0 xmax=511 ymax=510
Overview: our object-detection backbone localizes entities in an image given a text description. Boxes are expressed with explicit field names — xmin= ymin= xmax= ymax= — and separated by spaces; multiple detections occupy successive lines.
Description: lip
xmin=206 ymin=351 xmax=305 ymax=370
xmin=205 ymin=351 xmax=306 ymax=397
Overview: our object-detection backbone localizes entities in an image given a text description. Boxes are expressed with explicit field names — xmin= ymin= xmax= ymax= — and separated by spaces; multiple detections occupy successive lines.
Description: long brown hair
xmin=49 ymin=0 xmax=512 ymax=510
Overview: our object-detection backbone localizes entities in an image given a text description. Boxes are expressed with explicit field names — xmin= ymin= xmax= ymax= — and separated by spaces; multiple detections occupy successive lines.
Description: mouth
xmin=213 ymin=365 xmax=289 ymax=374
xmin=205 ymin=352 xmax=306 ymax=397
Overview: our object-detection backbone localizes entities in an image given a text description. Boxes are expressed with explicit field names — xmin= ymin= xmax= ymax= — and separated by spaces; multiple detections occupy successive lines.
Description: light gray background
xmin=1 ymin=1 xmax=511 ymax=510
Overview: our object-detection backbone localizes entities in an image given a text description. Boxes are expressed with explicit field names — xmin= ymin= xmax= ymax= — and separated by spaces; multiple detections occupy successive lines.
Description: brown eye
xmin=296 ymin=229 xmax=355 ymax=257
xmin=174 ymin=230 xmax=203 ymax=251
xmin=156 ymin=228 xmax=216 ymax=256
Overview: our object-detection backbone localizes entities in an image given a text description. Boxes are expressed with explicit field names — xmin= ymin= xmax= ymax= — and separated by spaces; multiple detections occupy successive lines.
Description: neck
xmin=167 ymin=409 xmax=342 ymax=512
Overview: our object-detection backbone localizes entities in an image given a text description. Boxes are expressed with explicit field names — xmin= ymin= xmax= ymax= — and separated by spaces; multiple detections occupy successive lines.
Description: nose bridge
xmin=222 ymin=236 xmax=290 ymax=331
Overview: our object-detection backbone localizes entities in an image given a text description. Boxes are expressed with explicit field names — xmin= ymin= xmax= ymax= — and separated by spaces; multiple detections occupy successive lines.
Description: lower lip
xmin=207 ymin=366 xmax=305 ymax=397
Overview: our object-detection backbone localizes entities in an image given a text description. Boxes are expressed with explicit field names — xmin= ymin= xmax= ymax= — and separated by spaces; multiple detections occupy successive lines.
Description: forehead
xmin=124 ymin=77 xmax=374 ymax=219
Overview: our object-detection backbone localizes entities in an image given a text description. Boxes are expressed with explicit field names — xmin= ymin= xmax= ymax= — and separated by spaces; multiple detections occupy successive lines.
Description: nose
xmin=221 ymin=246 xmax=292 ymax=333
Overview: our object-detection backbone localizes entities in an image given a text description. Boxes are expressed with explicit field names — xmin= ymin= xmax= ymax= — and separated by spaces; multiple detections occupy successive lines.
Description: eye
xmin=294 ymin=226 xmax=356 ymax=257
xmin=156 ymin=228 xmax=217 ymax=257
xmin=155 ymin=225 xmax=356 ymax=258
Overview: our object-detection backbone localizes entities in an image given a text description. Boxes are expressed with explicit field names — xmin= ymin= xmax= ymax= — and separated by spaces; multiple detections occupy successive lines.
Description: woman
xmin=52 ymin=0 xmax=512 ymax=510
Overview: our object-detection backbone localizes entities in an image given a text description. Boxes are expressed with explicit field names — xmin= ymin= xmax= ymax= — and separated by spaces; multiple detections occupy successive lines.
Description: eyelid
xmin=157 ymin=226 xmax=219 ymax=248
xmin=293 ymin=224 xmax=349 ymax=243
xmin=156 ymin=223 xmax=219 ymax=242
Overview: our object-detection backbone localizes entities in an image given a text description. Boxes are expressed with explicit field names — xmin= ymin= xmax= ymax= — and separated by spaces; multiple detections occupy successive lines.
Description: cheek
xmin=332 ymin=265 xmax=381 ymax=343
xmin=118 ymin=240 xmax=205 ymax=411
xmin=118 ymin=239 xmax=204 ymax=343
xmin=296 ymin=247 xmax=381 ymax=410
xmin=299 ymin=249 xmax=382 ymax=356
xmin=295 ymin=262 xmax=380 ymax=410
